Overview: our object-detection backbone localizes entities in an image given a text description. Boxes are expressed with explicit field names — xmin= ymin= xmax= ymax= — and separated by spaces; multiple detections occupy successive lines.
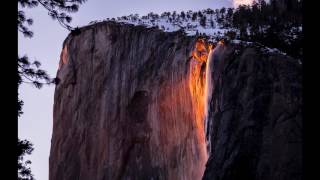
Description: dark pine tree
xmin=225 ymin=8 xmax=234 ymax=28
xmin=192 ymin=12 xmax=197 ymax=21
xmin=229 ymin=0 xmax=302 ymax=59
xmin=200 ymin=16 xmax=207 ymax=27
xmin=210 ymin=20 xmax=215 ymax=28
xmin=18 ymin=139 xmax=34 ymax=180
xmin=180 ymin=11 xmax=185 ymax=19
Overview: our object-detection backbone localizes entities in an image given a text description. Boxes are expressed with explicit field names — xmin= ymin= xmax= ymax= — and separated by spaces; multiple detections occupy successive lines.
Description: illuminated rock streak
xmin=204 ymin=49 xmax=213 ymax=141
xmin=187 ymin=39 xmax=221 ymax=178
xmin=187 ymin=39 xmax=226 ymax=177
xmin=204 ymin=41 xmax=224 ymax=155
xmin=58 ymin=45 xmax=68 ymax=70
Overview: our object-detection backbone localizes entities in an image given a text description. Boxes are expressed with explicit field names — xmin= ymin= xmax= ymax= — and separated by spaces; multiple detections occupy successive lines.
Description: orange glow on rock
xmin=218 ymin=40 xmax=224 ymax=46
xmin=191 ymin=39 xmax=213 ymax=63
xmin=188 ymin=39 xmax=223 ymax=176
xmin=187 ymin=38 xmax=218 ymax=176
xmin=188 ymin=38 xmax=218 ymax=140
xmin=58 ymin=45 xmax=68 ymax=70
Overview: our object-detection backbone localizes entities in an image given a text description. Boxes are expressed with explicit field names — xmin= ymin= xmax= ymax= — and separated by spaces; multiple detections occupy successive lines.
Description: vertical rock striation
xmin=50 ymin=22 xmax=208 ymax=180
xmin=203 ymin=43 xmax=302 ymax=180
xmin=50 ymin=21 xmax=302 ymax=180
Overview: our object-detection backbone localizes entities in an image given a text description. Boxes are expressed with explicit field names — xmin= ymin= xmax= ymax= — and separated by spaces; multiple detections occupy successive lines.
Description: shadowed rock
xmin=203 ymin=43 xmax=302 ymax=180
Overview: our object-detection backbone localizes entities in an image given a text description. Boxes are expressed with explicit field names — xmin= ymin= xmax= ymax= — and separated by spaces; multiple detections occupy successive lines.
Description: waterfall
xmin=204 ymin=48 xmax=213 ymax=155
xmin=204 ymin=42 xmax=223 ymax=155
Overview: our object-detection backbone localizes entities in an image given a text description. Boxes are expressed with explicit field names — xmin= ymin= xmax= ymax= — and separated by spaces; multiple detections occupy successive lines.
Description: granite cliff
xmin=50 ymin=21 xmax=302 ymax=180
xmin=50 ymin=21 xmax=208 ymax=180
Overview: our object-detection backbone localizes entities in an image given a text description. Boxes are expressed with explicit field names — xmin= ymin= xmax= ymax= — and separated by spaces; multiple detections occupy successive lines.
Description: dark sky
xmin=18 ymin=1 xmax=247 ymax=179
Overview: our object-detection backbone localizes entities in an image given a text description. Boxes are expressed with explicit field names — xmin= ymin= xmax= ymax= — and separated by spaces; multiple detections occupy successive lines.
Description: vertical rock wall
xmin=50 ymin=22 xmax=208 ymax=180
xmin=50 ymin=21 xmax=302 ymax=180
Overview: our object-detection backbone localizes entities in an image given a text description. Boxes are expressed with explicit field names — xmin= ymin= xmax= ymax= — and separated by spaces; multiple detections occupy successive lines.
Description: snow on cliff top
xmin=87 ymin=9 xmax=301 ymax=60
xmin=89 ymin=9 xmax=234 ymax=42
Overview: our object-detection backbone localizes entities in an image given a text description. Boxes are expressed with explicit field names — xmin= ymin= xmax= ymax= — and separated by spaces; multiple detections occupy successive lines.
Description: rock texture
xmin=203 ymin=43 xmax=302 ymax=180
xmin=50 ymin=21 xmax=302 ymax=180
xmin=50 ymin=22 xmax=208 ymax=180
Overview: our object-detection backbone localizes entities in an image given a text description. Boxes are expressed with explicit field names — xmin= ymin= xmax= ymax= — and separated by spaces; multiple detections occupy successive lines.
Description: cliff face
xmin=50 ymin=21 xmax=302 ymax=180
xmin=50 ymin=22 xmax=209 ymax=180
xmin=203 ymin=43 xmax=302 ymax=180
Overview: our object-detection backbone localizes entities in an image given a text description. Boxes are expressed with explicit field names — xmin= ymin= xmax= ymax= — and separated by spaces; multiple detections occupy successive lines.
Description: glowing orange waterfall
xmin=188 ymin=39 xmax=224 ymax=179
xmin=203 ymin=40 xmax=224 ymax=156
xmin=187 ymin=39 xmax=218 ymax=179
xmin=204 ymin=49 xmax=213 ymax=127
xmin=204 ymin=47 xmax=214 ymax=156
